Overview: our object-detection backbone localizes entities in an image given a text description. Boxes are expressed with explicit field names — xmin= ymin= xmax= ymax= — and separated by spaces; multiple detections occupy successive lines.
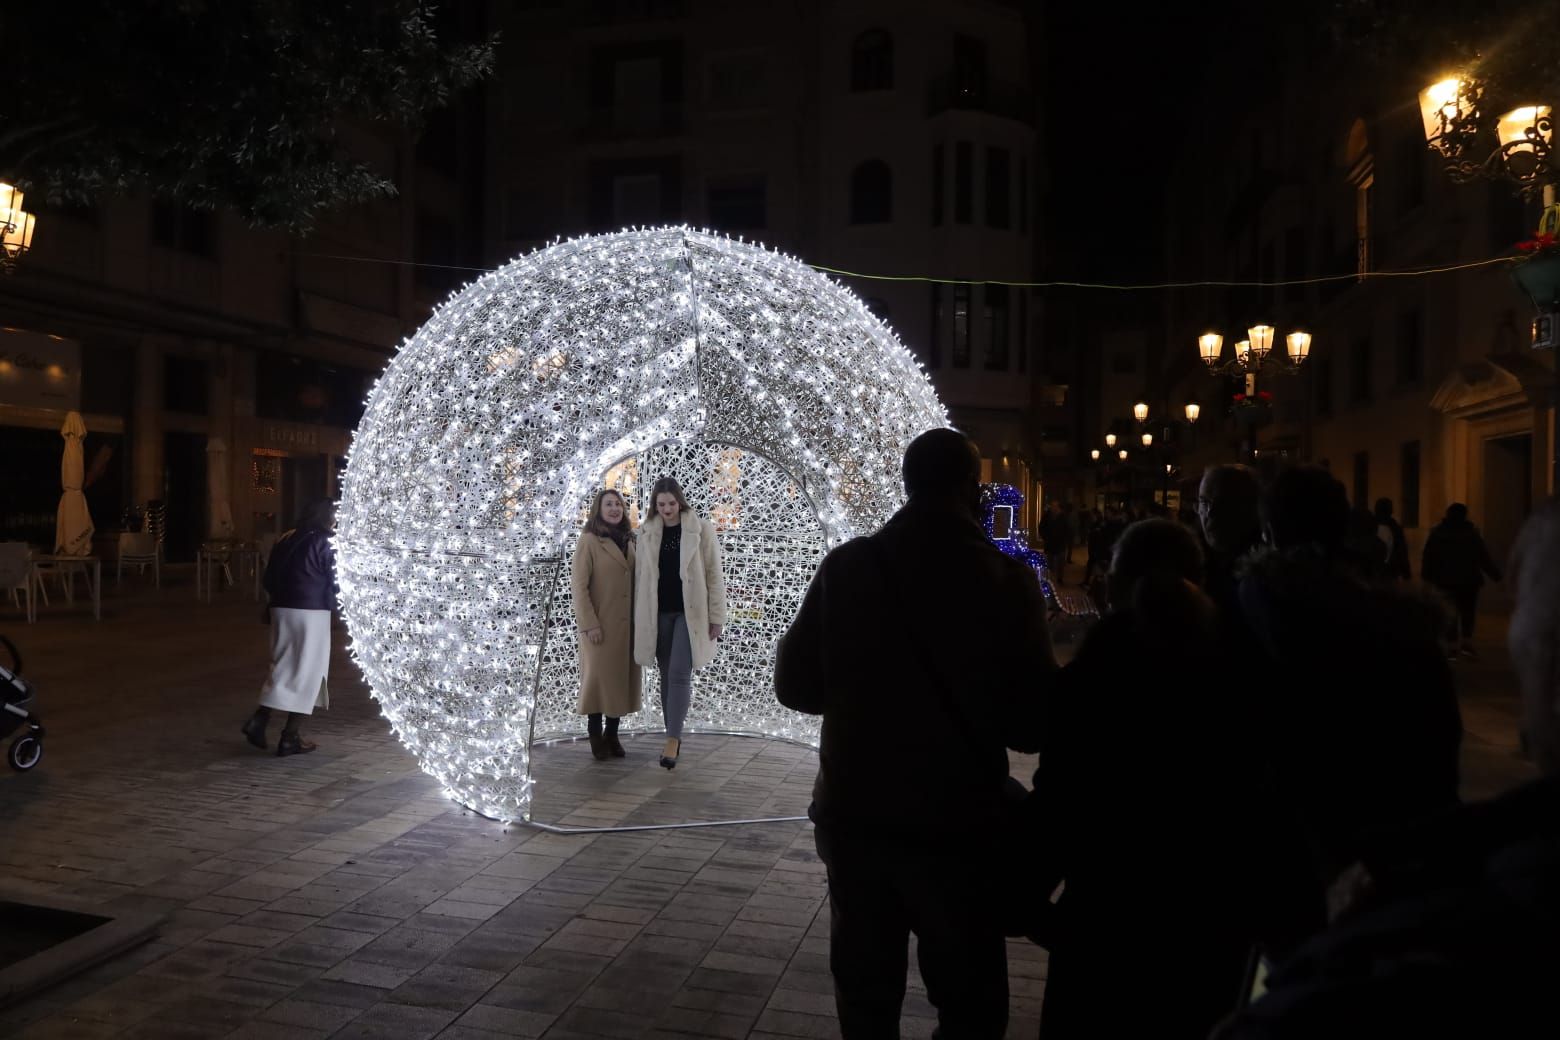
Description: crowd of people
xmin=242 ymin=431 xmax=1555 ymax=1038
xmin=779 ymin=429 xmax=1559 ymax=1038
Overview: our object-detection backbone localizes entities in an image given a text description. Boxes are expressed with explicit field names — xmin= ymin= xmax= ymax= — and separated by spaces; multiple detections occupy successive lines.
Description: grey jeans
xmin=656 ymin=611 xmax=693 ymax=739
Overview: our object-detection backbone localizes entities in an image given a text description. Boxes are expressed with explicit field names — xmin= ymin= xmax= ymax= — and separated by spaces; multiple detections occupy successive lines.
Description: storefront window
xmin=256 ymin=352 xmax=377 ymax=428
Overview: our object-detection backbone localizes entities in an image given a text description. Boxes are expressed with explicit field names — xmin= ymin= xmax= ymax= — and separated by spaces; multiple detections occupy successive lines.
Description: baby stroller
xmin=1 ymin=635 xmax=44 ymax=771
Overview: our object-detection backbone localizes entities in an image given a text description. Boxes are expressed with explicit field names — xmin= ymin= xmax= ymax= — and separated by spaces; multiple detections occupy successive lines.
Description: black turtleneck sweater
xmin=658 ymin=523 xmax=684 ymax=612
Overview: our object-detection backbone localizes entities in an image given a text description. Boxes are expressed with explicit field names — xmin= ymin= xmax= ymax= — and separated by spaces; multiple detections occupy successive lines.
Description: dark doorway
xmin=162 ymin=432 xmax=208 ymax=562
xmin=281 ymin=455 xmax=328 ymax=530
xmin=1483 ymin=433 xmax=1532 ymax=580
xmin=0 ymin=426 xmax=63 ymax=545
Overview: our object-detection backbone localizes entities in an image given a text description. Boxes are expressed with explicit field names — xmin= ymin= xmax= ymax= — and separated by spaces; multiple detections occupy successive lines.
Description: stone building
xmin=485 ymin=0 xmax=1049 ymax=523
xmin=1152 ymin=43 xmax=1550 ymax=594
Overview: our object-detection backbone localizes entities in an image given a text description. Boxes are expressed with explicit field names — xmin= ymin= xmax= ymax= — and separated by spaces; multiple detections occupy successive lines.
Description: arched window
xmin=851 ymin=29 xmax=893 ymax=91
xmin=850 ymin=160 xmax=893 ymax=224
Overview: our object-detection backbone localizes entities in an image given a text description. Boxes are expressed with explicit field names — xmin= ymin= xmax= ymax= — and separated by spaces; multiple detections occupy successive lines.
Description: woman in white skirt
xmin=242 ymin=500 xmax=336 ymax=757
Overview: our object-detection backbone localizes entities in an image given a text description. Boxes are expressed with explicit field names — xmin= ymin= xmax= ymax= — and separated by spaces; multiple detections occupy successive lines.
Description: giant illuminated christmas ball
xmin=336 ymin=227 xmax=948 ymax=822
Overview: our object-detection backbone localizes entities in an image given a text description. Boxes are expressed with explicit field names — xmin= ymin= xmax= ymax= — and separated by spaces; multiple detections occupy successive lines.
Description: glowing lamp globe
xmin=335 ymin=227 xmax=948 ymax=822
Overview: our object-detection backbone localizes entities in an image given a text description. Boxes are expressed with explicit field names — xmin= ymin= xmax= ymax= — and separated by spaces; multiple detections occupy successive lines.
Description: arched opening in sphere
xmin=336 ymin=227 xmax=947 ymax=823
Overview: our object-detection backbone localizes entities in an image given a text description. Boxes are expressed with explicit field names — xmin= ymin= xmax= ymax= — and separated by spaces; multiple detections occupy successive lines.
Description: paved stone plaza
xmin=0 ymin=573 xmax=1536 ymax=1039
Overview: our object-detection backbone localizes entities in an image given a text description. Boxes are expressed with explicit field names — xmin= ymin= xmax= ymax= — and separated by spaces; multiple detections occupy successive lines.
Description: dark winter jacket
xmin=263 ymin=527 xmax=337 ymax=611
xmin=1421 ymin=518 xmax=1500 ymax=591
xmin=1031 ymin=596 xmax=1307 ymax=1039
xmin=1214 ymin=774 xmax=1560 ymax=1039
xmin=1236 ymin=548 xmax=1462 ymax=888
xmin=1378 ymin=515 xmax=1411 ymax=580
xmin=775 ymin=499 xmax=1055 ymax=837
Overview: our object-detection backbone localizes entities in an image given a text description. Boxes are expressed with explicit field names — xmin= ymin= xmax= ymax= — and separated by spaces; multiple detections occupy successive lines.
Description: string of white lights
xmin=336 ymin=226 xmax=949 ymax=823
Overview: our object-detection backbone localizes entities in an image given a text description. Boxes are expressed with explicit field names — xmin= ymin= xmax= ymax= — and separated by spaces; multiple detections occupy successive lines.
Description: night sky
xmin=1043 ymin=1 xmax=1254 ymax=283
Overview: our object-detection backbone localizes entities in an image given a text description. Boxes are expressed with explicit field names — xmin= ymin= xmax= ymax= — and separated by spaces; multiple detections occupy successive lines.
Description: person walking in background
xmin=633 ymin=476 xmax=726 ymax=769
xmin=242 ymin=500 xmax=336 ymax=757
xmin=572 ymin=488 xmax=640 ymax=760
xmin=1195 ymin=464 xmax=1261 ymax=615
xmin=1038 ymin=502 xmax=1065 ymax=564
xmin=1343 ymin=506 xmax=1389 ymax=582
xmin=1422 ymin=502 xmax=1502 ymax=659
xmin=776 ymin=428 xmax=1055 ymax=1039
xmin=1374 ymin=497 xmax=1411 ymax=581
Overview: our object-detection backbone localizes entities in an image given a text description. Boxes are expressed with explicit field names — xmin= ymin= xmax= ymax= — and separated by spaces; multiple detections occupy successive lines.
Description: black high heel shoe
xmin=659 ymin=737 xmax=680 ymax=770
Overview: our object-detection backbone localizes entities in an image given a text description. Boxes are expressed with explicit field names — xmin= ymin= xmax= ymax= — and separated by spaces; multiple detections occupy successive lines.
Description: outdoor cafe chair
xmin=0 ymin=542 xmax=39 ymax=623
xmin=117 ymin=532 xmax=161 ymax=589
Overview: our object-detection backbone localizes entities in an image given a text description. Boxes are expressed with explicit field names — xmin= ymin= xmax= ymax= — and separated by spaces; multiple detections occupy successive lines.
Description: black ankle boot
xmin=587 ymin=714 xmax=608 ymax=760
xmin=276 ymin=731 xmax=316 ymax=757
xmin=604 ymin=717 xmax=625 ymax=758
xmin=241 ymin=710 xmax=269 ymax=750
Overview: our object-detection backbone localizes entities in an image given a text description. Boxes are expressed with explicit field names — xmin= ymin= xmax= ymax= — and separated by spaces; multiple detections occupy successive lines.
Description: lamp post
xmin=1420 ymin=72 xmax=1560 ymax=489
xmin=0 ymin=183 xmax=38 ymax=274
xmin=1127 ymin=401 xmax=1201 ymax=510
xmin=1195 ymin=324 xmax=1311 ymax=460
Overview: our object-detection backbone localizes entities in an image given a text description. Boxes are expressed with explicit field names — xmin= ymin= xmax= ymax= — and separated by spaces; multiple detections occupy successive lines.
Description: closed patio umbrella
xmin=206 ymin=436 xmax=234 ymax=538
xmin=54 ymin=410 xmax=94 ymax=556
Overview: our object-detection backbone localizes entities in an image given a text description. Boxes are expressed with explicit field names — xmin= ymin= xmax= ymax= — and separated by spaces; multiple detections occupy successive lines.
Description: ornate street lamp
xmin=1133 ymin=401 xmax=1149 ymax=423
xmin=1118 ymin=449 xmax=1128 ymax=461
xmin=1184 ymin=402 xmax=1201 ymax=422
xmin=1090 ymin=448 xmax=1100 ymax=461
xmin=0 ymin=183 xmax=37 ymax=274
xmin=1196 ymin=324 xmax=1311 ymax=397
xmin=1105 ymin=432 xmax=1117 ymax=449
xmin=1422 ymin=71 xmax=1560 ymax=485
xmin=1199 ymin=333 xmax=1223 ymax=367
xmin=1141 ymin=432 xmax=1153 ymax=448
xmin=1420 ymin=74 xmax=1555 ymax=202
xmin=1286 ymin=331 xmax=1312 ymax=364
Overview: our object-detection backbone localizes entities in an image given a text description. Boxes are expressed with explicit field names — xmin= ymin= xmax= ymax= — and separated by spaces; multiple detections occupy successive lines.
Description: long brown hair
xmin=585 ymin=488 xmax=633 ymax=541
xmin=649 ymin=476 xmax=691 ymax=517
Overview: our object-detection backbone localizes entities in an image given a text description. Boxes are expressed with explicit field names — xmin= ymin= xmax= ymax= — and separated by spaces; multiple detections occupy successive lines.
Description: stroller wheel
xmin=8 ymin=734 xmax=42 ymax=771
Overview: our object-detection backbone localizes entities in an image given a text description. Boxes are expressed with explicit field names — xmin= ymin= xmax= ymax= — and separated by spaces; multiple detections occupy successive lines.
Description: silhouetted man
xmin=776 ymin=428 xmax=1055 ymax=1039
xmin=1197 ymin=464 xmax=1261 ymax=614
xmin=1422 ymin=502 xmax=1502 ymax=658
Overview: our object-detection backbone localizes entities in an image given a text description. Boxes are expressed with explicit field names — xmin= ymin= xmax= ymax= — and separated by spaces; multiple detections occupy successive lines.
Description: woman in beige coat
xmin=572 ymin=488 xmax=641 ymax=760
xmin=633 ymin=476 xmax=727 ymax=769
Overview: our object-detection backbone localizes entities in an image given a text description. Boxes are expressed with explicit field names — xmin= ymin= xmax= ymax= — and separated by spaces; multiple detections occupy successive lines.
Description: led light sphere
xmin=336 ymin=227 xmax=948 ymax=822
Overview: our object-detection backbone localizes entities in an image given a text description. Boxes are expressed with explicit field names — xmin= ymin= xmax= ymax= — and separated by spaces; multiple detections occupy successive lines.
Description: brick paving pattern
xmin=0 ymin=587 xmax=1047 ymax=1038
xmin=0 ymin=571 xmax=1532 ymax=1038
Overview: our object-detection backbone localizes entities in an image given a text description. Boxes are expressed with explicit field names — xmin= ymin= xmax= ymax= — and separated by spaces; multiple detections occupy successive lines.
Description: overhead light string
xmin=287 ymin=249 xmax=1520 ymax=291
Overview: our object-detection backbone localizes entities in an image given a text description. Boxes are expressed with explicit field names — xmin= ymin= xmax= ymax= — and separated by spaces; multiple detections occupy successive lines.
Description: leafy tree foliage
xmin=0 ymin=1 xmax=496 ymax=233
xmin=1332 ymin=0 xmax=1560 ymax=101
